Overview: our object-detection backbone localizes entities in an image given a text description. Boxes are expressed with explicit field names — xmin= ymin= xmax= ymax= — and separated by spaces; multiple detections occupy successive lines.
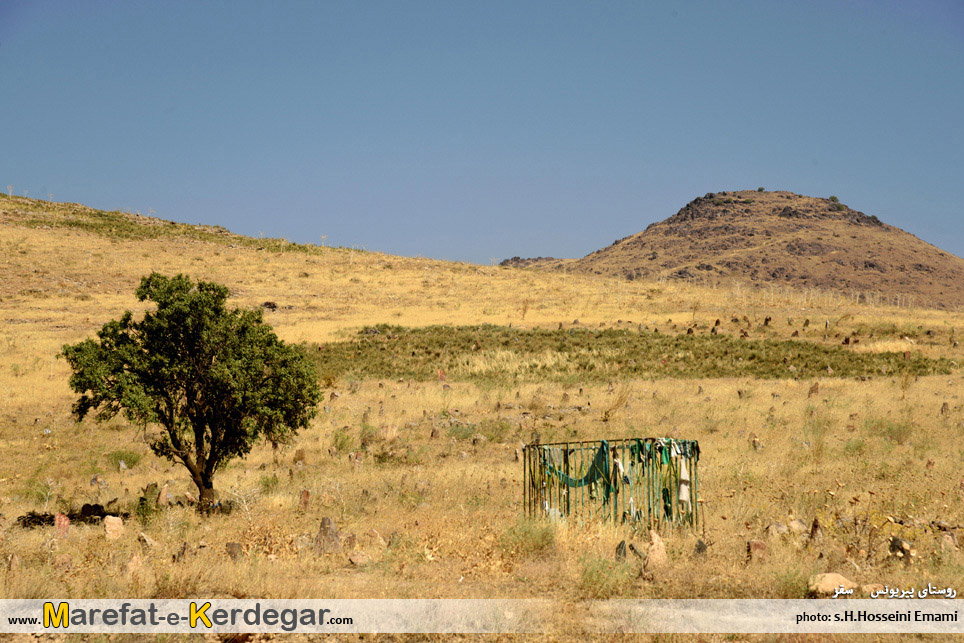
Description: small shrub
xmin=134 ymin=497 xmax=160 ymax=524
xmin=479 ymin=418 xmax=513 ymax=443
xmin=757 ymin=187 xmax=765 ymax=192
xmin=448 ymin=424 xmax=475 ymax=441
xmin=842 ymin=439 xmax=866 ymax=456
xmin=578 ymin=555 xmax=635 ymax=598
xmin=330 ymin=427 xmax=354 ymax=452
xmin=359 ymin=423 xmax=380 ymax=448
xmin=258 ymin=474 xmax=280 ymax=494
xmin=774 ymin=566 xmax=810 ymax=598
xmin=829 ymin=195 xmax=839 ymax=203
xmin=499 ymin=518 xmax=556 ymax=558
xmin=864 ymin=416 xmax=913 ymax=445
xmin=106 ymin=450 xmax=142 ymax=469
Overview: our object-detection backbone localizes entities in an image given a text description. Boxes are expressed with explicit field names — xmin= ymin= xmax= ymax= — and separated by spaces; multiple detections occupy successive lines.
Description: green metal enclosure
xmin=523 ymin=438 xmax=701 ymax=530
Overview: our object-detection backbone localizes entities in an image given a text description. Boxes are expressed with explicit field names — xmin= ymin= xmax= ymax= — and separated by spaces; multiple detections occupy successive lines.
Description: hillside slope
xmin=502 ymin=190 xmax=964 ymax=310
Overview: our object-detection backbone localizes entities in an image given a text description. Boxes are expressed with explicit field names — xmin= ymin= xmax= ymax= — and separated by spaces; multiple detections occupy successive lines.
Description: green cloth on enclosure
xmin=545 ymin=440 xmax=615 ymax=502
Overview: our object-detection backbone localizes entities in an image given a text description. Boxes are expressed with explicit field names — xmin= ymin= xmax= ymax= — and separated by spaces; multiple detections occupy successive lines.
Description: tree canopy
xmin=62 ymin=273 xmax=321 ymax=507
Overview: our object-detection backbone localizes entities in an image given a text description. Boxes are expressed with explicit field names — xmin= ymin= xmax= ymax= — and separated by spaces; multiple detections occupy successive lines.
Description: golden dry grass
xmin=2 ymin=196 xmax=964 ymax=642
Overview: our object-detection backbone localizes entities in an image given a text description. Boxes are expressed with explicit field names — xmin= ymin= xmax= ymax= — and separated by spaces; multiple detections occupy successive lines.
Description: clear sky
xmin=1 ymin=1 xmax=962 ymax=264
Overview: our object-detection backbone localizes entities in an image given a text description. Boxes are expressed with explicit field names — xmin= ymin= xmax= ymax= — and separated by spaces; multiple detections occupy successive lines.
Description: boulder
xmin=54 ymin=513 xmax=70 ymax=538
xmin=615 ymin=540 xmax=627 ymax=561
xmin=314 ymin=517 xmax=341 ymax=554
xmin=746 ymin=539 xmax=768 ymax=562
xmin=808 ymin=573 xmax=857 ymax=597
xmin=788 ymin=519 xmax=808 ymax=535
xmin=156 ymin=484 xmax=170 ymax=507
xmin=644 ymin=531 xmax=668 ymax=571
xmin=766 ymin=522 xmax=789 ymax=539
xmin=941 ymin=532 xmax=958 ymax=552
xmin=889 ymin=536 xmax=915 ymax=562
xmin=348 ymin=551 xmax=370 ymax=566
xmin=104 ymin=516 xmax=124 ymax=540
xmin=225 ymin=542 xmax=243 ymax=561
xmin=138 ymin=532 xmax=157 ymax=551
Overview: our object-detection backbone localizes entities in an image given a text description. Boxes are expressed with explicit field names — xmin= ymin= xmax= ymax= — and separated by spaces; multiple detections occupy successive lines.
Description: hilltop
xmin=502 ymin=190 xmax=964 ymax=310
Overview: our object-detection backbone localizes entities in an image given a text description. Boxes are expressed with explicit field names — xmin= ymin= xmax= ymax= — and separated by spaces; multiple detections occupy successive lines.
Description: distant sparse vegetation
xmin=0 ymin=193 xmax=357 ymax=257
xmin=310 ymin=324 xmax=949 ymax=384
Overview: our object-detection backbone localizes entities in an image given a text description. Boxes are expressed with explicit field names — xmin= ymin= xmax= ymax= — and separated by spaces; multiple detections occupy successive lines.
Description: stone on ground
xmin=808 ymin=573 xmax=857 ymax=596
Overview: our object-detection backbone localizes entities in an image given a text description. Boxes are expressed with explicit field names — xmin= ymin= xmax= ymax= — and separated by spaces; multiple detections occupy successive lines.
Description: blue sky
xmin=1 ymin=1 xmax=962 ymax=263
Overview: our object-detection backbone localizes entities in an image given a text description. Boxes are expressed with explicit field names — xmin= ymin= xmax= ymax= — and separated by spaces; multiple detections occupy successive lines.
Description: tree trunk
xmin=196 ymin=479 xmax=218 ymax=513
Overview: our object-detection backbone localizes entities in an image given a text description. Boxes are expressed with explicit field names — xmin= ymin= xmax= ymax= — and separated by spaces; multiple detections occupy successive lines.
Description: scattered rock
xmin=788 ymin=519 xmax=808 ymax=535
xmin=126 ymin=553 xmax=154 ymax=587
xmin=138 ymin=532 xmax=157 ymax=551
xmin=809 ymin=573 xmax=857 ymax=596
xmin=344 ymin=533 xmax=357 ymax=551
xmin=941 ymin=532 xmax=958 ymax=552
xmin=644 ymin=531 xmax=668 ymax=571
xmin=314 ymin=517 xmax=342 ymax=554
xmin=889 ymin=536 xmax=915 ymax=562
xmin=693 ymin=539 xmax=708 ymax=556
xmin=766 ymin=522 xmax=789 ymax=539
xmin=746 ymin=539 xmax=768 ymax=562
xmin=54 ymin=513 xmax=69 ymax=538
xmin=104 ymin=516 xmax=124 ymax=540
xmin=348 ymin=551 xmax=370 ymax=566
xmin=157 ymin=483 xmax=170 ymax=507
xmin=366 ymin=528 xmax=386 ymax=547
xmin=809 ymin=517 xmax=823 ymax=542
xmin=225 ymin=542 xmax=243 ymax=561
xmin=300 ymin=489 xmax=310 ymax=512
xmin=293 ymin=449 xmax=306 ymax=464
xmin=615 ymin=540 xmax=627 ymax=561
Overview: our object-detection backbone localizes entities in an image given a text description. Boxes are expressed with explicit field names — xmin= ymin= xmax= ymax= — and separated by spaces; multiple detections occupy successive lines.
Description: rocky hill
xmin=502 ymin=190 xmax=964 ymax=309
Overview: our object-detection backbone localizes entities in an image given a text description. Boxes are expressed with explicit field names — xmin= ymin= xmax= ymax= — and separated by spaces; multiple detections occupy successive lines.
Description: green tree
xmin=62 ymin=273 xmax=321 ymax=509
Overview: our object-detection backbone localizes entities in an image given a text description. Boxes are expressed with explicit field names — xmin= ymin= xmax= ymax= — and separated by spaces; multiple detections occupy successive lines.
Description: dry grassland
xmin=2 ymin=195 xmax=964 ymax=641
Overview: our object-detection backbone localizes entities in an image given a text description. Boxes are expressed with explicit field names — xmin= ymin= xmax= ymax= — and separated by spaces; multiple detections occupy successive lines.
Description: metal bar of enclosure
xmin=521 ymin=438 xmax=700 ymax=531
